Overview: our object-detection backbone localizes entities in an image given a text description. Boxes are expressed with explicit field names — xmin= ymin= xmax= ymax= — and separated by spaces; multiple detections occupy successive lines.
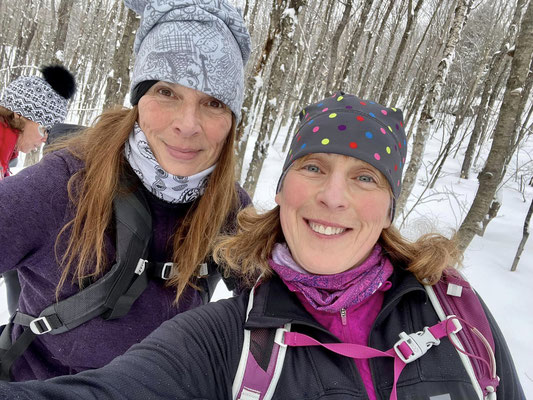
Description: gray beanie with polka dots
xmin=278 ymin=92 xmax=408 ymax=217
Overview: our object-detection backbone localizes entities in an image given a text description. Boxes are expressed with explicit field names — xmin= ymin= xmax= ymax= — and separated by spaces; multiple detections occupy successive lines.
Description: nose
xmin=316 ymin=173 xmax=349 ymax=210
xmin=172 ymin=101 xmax=201 ymax=137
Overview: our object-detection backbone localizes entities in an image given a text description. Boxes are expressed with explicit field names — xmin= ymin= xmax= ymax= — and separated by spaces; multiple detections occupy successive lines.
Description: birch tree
xmin=396 ymin=0 xmax=473 ymax=213
xmin=456 ymin=0 xmax=533 ymax=252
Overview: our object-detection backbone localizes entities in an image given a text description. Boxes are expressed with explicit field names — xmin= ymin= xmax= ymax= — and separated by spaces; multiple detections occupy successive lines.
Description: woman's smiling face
xmin=275 ymin=153 xmax=392 ymax=275
xmin=137 ymin=81 xmax=233 ymax=176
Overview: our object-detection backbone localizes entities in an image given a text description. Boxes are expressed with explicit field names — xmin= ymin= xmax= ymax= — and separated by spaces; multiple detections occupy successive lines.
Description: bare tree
xmin=456 ymin=0 xmax=533 ymax=252
xmin=243 ymin=0 xmax=306 ymax=198
xmin=103 ymin=6 xmax=138 ymax=110
xmin=378 ymin=0 xmax=425 ymax=105
xmin=511 ymin=196 xmax=533 ymax=271
xmin=51 ymin=0 xmax=74 ymax=64
xmin=325 ymin=0 xmax=353 ymax=89
xmin=397 ymin=0 xmax=473 ymax=213
xmin=460 ymin=0 xmax=527 ymax=179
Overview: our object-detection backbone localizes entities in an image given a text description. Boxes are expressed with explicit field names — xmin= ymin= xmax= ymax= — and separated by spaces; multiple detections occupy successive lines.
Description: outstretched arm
xmin=0 ymin=295 xmax=247 ymax=400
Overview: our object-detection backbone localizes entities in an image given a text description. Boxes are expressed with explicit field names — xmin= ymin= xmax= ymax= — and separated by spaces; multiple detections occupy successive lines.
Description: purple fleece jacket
xmin=0 ymin=149 xmax=250 ymax=381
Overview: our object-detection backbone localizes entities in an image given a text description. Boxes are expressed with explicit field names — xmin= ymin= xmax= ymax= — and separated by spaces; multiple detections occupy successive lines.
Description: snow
xmin=54 ymin=50 xmax=64 ymax=63
xmin=2 ymin=117 xmax=532 ymax=396
xmin=253 ymin=75 xmax=263 ymax=90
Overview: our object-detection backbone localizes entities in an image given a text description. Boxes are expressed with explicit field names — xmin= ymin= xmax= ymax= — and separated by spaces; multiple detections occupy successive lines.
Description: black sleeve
xmin=0 ymin=295 xmax=248 ymax=400
xmin=479 ymin=296 xmax=526 ymax=399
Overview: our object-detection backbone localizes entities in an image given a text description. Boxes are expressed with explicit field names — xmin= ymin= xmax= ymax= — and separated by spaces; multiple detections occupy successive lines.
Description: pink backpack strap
xmin=281 ymin=318 xmax=461 ymax=400
xmin=425 ymin=268 xmax=499 ymax=399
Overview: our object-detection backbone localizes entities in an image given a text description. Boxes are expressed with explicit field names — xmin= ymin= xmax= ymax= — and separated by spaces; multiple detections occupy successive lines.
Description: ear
xmin=275 ymin=192 xmax=282 ymax=206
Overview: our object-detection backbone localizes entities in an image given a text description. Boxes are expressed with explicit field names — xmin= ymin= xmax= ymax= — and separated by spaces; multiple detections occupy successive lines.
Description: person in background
xmin=43 ymin=123 xmax=85 ymax=152
xmin=0 ymin=92 xmax=523 ymax=399
xmin=0 ymin=0 xmax=251 ymax=381
xmin=0 ymin=65 xmax=76 ymax=180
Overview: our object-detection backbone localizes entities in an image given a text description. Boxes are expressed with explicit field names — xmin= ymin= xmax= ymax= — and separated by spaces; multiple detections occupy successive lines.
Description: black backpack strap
xmin=0 ymin=187 xmax=153 ymax=380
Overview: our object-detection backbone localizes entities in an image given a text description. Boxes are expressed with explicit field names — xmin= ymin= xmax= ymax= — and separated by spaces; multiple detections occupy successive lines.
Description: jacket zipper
xmin=340 ymin=308 xmax=347 ymax=325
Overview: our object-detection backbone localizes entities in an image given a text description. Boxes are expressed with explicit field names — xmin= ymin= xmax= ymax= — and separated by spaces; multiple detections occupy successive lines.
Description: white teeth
xmin=309 ymin=222 xmax=346 ymax=236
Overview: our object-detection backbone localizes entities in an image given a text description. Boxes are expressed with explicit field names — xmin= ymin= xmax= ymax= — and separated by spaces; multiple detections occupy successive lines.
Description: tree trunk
xmin=460 ymin=0 xmax=527 ymax=178
xmin=336 ymin=0 xmax=374 ymax=88
xmin=429 ymin=38 xmax=494 ymax=188
xmin=243 ymin=0 xmax=306 ymax=198
xmin=378 ymin=0 xmax=425 ymax=105
xmin=511 ymin=197 xmax=533 ymax=271
xmin=103 ymin=7 xmax=138 ymax=110
xmin=396 ymin=0 xmax=472 ymax=214
xmin=325 ymin=0 xmax=353 ymax=89
xmin=456 ymin=0 xmax=533 ymax=252
xmin=51 ymin=0 xmax=74 ymax=64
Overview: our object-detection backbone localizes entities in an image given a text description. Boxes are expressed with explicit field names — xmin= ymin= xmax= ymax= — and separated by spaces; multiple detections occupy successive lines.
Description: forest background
xmin=1 ymin=0 xmax=532 ymax=395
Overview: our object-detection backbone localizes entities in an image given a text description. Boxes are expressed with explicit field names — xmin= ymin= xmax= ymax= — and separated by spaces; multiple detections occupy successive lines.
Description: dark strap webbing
xmin=0 ymin=187 xmax=152 ymax=380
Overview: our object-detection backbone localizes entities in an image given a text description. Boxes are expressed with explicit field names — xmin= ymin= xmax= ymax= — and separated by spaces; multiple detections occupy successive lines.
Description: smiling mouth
xmin=166 ymin=144 xmax=201 ymax=160
xmin=308 ymin=221 xmax=348 ymax=236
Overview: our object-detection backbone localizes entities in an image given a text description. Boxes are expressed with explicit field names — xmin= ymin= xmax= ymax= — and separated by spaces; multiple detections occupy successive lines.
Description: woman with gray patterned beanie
xmin=0 ymin=65 xmax=76 ymax=179
xmin=0 ymin=0 xmax=252 ymax=381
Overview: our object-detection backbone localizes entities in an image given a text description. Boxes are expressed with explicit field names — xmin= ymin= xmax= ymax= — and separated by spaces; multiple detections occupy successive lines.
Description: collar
xmin=244 ymin=267 xmax=427 ymax=332
xmin=124 ymin=123 xmax=215 ymax=204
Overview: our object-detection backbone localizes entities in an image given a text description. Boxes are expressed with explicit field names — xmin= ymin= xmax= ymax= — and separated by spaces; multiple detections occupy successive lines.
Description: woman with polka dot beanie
xmin=0 ymin=93 xmax=523 ymax=399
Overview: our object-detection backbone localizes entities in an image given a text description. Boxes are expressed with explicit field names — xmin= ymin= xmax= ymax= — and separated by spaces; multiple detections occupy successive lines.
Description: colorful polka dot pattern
xmin=278 ymin=91 xmax=408 ymax=200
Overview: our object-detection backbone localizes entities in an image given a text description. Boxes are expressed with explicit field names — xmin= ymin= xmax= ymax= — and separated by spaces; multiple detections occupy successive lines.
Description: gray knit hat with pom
xmin=0 ymin=65 xmax=76 ymax=128
xmin=124 ymin=0 xmax=251 ymax=121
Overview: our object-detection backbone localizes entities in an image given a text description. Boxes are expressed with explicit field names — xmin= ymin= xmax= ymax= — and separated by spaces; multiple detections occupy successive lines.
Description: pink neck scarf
xmin=269 ymin=243 xmax=393 ymax=313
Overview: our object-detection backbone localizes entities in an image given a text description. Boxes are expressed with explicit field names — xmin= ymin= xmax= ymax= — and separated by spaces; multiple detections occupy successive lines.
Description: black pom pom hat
xmin=277 ymin=91 xmax=408 ymax=218
xmin=0 ymin=65 xmax=76 ymax=128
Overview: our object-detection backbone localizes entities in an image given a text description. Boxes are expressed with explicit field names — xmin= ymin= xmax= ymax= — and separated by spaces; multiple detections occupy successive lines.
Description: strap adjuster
xmin=135 ymin=259 xmax=147 ymax=275
xmin=160 ymin=262 xmax=173 ymax=280
xmin=29 ymin=316 xmax=52 ymax=335
xmin=274 ymin=327 xmax=289 ymax=348
xmin=394 ymin=327 xmax=440 ymax=363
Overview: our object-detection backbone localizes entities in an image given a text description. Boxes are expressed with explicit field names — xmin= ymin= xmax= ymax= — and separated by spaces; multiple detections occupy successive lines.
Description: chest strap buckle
xmin=393 ymin=327 xmax=440 ymax=363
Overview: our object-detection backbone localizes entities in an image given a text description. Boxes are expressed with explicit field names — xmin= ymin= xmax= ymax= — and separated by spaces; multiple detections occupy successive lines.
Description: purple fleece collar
xmin=269 ymin=243 xmax=393 ymax=313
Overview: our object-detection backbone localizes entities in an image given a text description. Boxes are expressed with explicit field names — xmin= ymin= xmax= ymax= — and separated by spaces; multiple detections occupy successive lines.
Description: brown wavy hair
xmin=214 ymin=206 xmax=462 ymax=288
xmin=53 ymin=106 xmax=238 ymax=301
xmin=0 ymin=105 xmax=25 ymax=132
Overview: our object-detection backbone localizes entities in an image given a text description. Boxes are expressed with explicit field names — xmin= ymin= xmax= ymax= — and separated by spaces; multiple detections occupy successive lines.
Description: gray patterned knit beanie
xmin=278 ymin=91 xmax=408 ymax=218
xmin=0 ymin=65 xmax=76 ymax=128
xmin=125 ymin=0 xmax=251 ymax=122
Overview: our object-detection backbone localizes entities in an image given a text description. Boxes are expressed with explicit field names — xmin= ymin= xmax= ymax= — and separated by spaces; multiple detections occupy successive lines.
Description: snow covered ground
xmin=2 ymin=120 xmax=532 ymax=396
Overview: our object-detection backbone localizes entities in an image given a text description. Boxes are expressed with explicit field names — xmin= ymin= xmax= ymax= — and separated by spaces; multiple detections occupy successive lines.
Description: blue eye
xmin=304 ymin=165 xmax=320 ymax=173
xmin=358 ymin=175 xmax=375 ymax=183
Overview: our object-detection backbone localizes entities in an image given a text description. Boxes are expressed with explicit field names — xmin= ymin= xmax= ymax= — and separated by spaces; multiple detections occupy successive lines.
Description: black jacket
xmin=0 ymin=269 xmax=524 ymax=399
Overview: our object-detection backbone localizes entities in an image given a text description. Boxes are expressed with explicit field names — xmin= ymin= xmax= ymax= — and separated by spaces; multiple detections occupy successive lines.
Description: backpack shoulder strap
xmin=232 ymin=282 xmax=290 ymax=400
xmin=425 ymin=268 xmax=499 ymax=400
xmin=0 ymin=187 xmax=153 ymax=380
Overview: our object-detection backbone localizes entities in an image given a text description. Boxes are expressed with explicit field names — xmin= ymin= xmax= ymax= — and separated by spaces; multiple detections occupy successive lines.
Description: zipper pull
xmin=340 ymin=308 xmax=347 ymax=326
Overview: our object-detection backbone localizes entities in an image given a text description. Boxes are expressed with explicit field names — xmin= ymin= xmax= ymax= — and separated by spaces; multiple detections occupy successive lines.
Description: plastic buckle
xmin=160 ymin=262 xmax=173 ymax=280
xmin=446 ymin=315 xmax=462 ymax=334
xmin=135 ymin=259 xmax=147 ymax=275
xmin=394 ymin=327 xmax=440 ymax=363
xmin=274 ymin=327 xmax=289 ymax=348
xmin=198 ymin=263 xmax=209 ymax=277
xmin=29 ymin=316 xmax=52 ymax=335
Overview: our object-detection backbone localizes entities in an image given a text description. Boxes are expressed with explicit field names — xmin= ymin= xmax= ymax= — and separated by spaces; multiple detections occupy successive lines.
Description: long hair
xmin=214 ymin=207 xmax=462 ymax=288
xmin=0 ymin=105 xmax=24 ymax=131
xmin=54 ymin=106 xmax=239 ymax=301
